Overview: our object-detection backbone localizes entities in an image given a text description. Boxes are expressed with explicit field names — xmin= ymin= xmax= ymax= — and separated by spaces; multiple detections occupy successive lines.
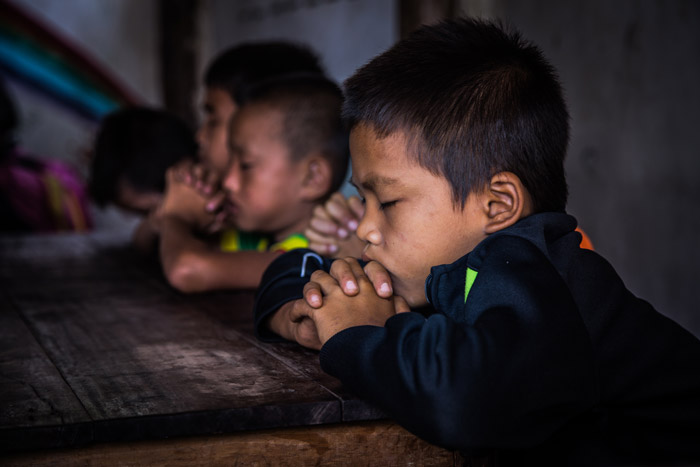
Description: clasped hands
xmin=155 ymin=160 xmax=229 ymax=233
xmin=272 ymin=257 xmax=410 ymax=351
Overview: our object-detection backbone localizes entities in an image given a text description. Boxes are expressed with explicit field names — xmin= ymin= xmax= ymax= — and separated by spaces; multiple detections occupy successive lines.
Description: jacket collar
xmin=425 ymin=212 xmax=578 ymax=311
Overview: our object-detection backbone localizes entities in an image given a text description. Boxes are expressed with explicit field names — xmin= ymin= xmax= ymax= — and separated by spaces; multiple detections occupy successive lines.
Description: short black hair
xmin=205 ymin=41 xmax=325 ymax=105
xmin=343 ymin=17 xmax=570 ymax=212
xmin=239 ymin=74 xmax=349 ymax=197
xmin=89 ymin=107 xmax=197 ymax=206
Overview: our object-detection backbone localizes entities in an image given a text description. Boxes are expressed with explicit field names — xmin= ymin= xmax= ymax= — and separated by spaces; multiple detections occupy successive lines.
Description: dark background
xmin=4 ymin=0 xmax=699 ymax=337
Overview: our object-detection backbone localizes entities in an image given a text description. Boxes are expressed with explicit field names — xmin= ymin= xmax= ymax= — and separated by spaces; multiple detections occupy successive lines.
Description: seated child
xmin=88 ymin=106 xmax=196 ymax=245
xmin=253 ymin=18 xmax=700 ymax=465
xmin=139 ymin=42 xmax=326 ymax=254
xmin=197 ymin=41 xmax=325 ymax=176
xmin=0 ymin=77 xmax=92 ymax=233
xmin=156 ymin=74 xmax=348 ymax=292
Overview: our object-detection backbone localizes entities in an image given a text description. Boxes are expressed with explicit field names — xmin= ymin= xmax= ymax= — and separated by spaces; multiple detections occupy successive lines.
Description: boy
xmin=197 ymin=42 xmax=324 ymax=175
xmin=253 ymin=18 xmax=700 ymax=464
xmin=136 ymin=42 xmax=325 ymax=250
xmin=88 ymin=107 xmax=196 ymax=244
xmin=158 ymin=74 xmax=348 ymax=292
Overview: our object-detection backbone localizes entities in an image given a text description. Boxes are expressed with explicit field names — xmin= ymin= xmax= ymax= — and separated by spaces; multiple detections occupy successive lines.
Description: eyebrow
xmin=350 ymin=174 xmax=401 ymax=193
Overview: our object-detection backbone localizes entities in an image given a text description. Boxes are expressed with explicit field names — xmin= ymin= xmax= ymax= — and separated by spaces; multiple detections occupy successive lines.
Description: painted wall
xmin=202 ymin=0 xmax=397 ymax=86
xmin=464 ymin=0 xmax=700 ymax=336
xmin=200 ymin=0 xmax=397 ymax=196
xmin=3 ymin=0 xmax=697 ymax=337
xmin=5 ymin=0 xmax=159 ymax=174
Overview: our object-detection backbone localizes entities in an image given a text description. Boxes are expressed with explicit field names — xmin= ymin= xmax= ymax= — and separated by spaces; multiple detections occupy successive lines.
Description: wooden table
xmin=0 ymin=232 xmax=462 ymax=465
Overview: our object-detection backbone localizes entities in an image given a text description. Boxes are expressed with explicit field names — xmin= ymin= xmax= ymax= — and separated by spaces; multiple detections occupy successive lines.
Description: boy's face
xmin=350 ymin=124 xmax=489 ymax=308
xmin=197 ymin=87 xmax=237 ymax=174
xmin=222 ymin=104 xmax=307 ymax=237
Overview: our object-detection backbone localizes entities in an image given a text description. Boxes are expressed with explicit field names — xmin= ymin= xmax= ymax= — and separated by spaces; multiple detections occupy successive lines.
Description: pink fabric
xmin=0 ymin=150 xmax=92 ymax=232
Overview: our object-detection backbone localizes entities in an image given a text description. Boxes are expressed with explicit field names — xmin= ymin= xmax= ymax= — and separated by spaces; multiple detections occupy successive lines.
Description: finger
xmin=328 ymin=258 xmax=367 ymax=295
xmin=312 ymin=203 xmax=332 ymax=221
xmin=172 ymin=165 xmax=186 ymax=182
xmin=310 ymin=267 xmax=350 ymax=297
xmin=191 ymin=164 xmax=205 ymax=189
xmin=363 ymin=261 xmax=393 ymax=298
xmin=326 ymin=193 xmax=358 ymax=233
xmin=348 ymin=195 xmax=365 ymax=224
xmin=307 ymin=241 xmax=337 ymax=256
xmin=305 ymin=228 xmax=339 ymax=255
xmin=293 ymin=318 xmax=322 ymax=351
xmin=288 ymin=299 xmax=315 ymax=325
xmin=177 ymin=160 xmax=195 ymax=184
xmin=202 ymin=169 xmax=220 ymax=195
xmin=205 ymin=191 xmax=226 ymax=212
xmin=302 ymin=281 xmax=324 ymax=308
xmin=393 ymin=295 xmax=411 ymax=314
xmin=309 ymin=215 xmax=344 ymax=237
xmin=345 ymin=257 xmax=376 ymax=292
xmin=206 ymin=210 xmax=228 ymax=234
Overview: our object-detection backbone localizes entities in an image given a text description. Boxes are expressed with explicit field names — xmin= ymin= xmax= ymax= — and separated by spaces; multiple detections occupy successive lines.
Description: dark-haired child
xmin=0 ymin=78 xmax=92 ymax=233
xmin=147 ymin=42 xmax=328 ymax=264
xmin=197 ymin=41 xmax=324 ymax=176
xmin=90 ymin=107 xmax=197 ymax=214
xmin=157 ymin=75 xmax=348 ymax=292
xmin=253 ymin=18 xmax=700 ymax=465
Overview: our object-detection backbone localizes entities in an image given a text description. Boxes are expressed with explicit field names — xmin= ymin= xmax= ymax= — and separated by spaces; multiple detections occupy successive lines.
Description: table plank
xmin=0 ymin=295 xmax=92 ymax=451
xmin=1 ymin=233 xmax=452 ymax=459
xmin=10 ymin=290 xmax=341 ymax=435
xmin=0 ymin=234 xmax=346 ymax=451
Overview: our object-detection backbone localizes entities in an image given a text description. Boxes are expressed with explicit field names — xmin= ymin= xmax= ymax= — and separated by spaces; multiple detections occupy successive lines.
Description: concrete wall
xmin=202 ymin=0 xmax=397 ymax=86
xmin=200 ymin=0 xmax=397 ymax=196
xmin=463 ymin=0 xmax=700 ymax=336
xmin=4 ymin=0 xmax=698 ymax=336
xmin=6 ymin=0 xmax=160 ymax=175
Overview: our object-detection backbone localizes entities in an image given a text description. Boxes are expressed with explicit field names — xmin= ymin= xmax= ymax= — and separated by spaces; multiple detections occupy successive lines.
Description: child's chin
xmin=392 ymin=282 xmax=425 ymax=308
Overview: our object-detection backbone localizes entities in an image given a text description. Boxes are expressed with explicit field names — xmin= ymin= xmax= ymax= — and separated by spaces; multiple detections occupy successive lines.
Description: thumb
xmin=393 ymin=295 xmax=411 ymax=314
xmin=205 ymin=191 xmax=226 ymax=213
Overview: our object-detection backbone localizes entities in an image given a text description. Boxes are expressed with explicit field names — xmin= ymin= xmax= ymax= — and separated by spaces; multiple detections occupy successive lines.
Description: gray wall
xmin=465 ymin=0 xmax=700 ymax=336
xmin=203 ymin=0 xmax=397 ymax=85
xmin=5 ymin=0 xmax=698 ymax=336
xmin=7 ymin=0 xmax=160 ymax=172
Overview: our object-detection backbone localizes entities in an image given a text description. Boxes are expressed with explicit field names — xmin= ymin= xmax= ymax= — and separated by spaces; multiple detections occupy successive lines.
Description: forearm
xmin=131 ymin=217 xmax=159 ymax=254
xmin=253 ymin=249 xmax=332 ymax=340
xmin=265 ymin=302 xmax=297 ymax=341
xmin=159 ymin=215 xmax=212 ymax=292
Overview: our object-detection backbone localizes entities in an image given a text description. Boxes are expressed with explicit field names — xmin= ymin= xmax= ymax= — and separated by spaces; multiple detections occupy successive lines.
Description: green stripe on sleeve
xmin=464 ymin=267 xmax=478 ymax=303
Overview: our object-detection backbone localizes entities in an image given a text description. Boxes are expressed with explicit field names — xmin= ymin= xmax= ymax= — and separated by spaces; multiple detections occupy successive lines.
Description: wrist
xmin=267 ymin=302 xmax=295 ymax=340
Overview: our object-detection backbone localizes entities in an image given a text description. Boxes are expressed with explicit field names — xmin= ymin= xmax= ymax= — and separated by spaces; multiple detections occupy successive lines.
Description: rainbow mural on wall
xmin=0 ymin=0 xmax=141 ymax=121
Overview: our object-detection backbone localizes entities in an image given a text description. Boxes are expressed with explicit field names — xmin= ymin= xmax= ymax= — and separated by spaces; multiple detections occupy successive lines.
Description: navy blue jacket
xmin=254 ymin=213 xmax=700 ymax=465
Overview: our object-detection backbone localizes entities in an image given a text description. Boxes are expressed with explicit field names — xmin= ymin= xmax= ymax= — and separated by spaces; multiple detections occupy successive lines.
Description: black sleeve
xmin=318 ymin=236 xmax=599 ymax=452
xmin=253 ymin=249 xmax=334 ymax=342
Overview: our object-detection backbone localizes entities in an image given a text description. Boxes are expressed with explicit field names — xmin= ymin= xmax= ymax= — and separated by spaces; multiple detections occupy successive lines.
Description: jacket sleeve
xmin=318 ymin=236 xmax=599 ymax=451
xmin=253 ymin=249 xmax=334 ymax=342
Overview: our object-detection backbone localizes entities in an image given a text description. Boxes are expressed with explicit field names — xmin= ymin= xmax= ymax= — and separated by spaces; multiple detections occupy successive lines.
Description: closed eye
xmin=379 ymin=200 xmax=398 ymax=211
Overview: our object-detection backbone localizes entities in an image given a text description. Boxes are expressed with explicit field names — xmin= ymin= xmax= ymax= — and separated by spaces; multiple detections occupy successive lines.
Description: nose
xmin=356 ymin=206 xmax=382 ymax=245
xmin=223 ymin=161 xmax=240 ymax=194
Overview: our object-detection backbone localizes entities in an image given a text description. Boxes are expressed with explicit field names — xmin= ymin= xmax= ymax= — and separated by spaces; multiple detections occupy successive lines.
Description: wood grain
xmin=0 ymin=233 xmax=460 ymax=465
xmin=2 ymin=421 xmax=461 ymax=466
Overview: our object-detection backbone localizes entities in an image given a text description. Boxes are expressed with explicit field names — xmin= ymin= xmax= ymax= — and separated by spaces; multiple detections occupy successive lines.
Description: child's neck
xmin=271 ymin=214 xmax=311 ymax=242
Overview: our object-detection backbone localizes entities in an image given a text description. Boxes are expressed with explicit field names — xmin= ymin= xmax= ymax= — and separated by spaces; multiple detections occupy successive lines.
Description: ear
xmin=482 ymin=171 xmax=533 ymax=234
xmin=298 ymin=155 xmax=332 ymax=202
